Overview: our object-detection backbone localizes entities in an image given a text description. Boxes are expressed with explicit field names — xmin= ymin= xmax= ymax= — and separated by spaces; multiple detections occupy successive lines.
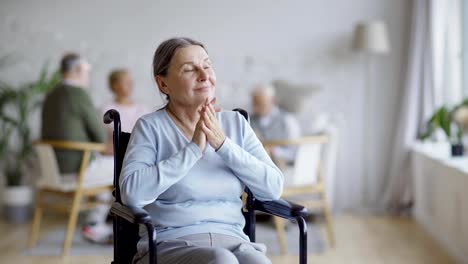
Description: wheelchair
xmin=104 ymin=108 xmax=309 ymax=264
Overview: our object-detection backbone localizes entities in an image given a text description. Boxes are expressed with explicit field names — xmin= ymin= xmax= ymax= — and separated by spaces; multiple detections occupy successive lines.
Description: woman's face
xmin=158 ymin=45 xmax=216 ymax=107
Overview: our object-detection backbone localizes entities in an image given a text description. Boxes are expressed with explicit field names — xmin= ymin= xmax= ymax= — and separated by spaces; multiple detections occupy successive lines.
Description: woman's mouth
xmin=194 ymin=86 xmax=210 ymax=92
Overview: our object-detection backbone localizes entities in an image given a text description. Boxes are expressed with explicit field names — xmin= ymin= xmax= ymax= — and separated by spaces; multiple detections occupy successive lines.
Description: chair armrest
xmin=253 ymin=199 xmax=308 ymax=219
xmin=34 ymin=140 xmax=106 ymax=152
xmin=110 ymin=202 xmax=152 ymax=225
xmin=262 ymin=135 xmax=329 ymax=147
xmin=111 ymin=202 xmax=158 ymax=264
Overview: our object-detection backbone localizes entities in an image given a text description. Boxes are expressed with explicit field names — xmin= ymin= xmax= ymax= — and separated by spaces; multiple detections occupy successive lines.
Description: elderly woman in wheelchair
xmin=114 ymin=37 xmax=307 ymax=264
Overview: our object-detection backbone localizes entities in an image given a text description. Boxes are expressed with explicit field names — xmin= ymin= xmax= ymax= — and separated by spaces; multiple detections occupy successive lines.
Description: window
xmin=432 ymin=0 xmax=463 ymax=107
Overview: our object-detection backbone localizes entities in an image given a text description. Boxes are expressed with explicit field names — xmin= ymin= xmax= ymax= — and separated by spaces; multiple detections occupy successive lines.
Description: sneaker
xmin=82 ymin=223 xmax=113 ymax=244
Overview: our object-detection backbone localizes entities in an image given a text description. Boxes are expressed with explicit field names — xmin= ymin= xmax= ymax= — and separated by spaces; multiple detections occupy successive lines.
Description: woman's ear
xmin=156 ymin=75 xmax=170 ymax=95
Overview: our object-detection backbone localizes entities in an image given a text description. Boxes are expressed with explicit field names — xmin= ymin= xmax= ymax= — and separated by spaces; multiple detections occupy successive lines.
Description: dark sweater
xmin=41 ymin=83 xmax=105 ymax=173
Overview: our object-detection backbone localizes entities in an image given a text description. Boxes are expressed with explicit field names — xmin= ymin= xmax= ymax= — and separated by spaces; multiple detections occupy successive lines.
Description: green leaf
xmin=424 ymin=106 xmax=452 ymax=139
xmin=439 ymin=107 xmax=451 ymax=138
xmin=420 ymin=126 xmax=434 ymax=140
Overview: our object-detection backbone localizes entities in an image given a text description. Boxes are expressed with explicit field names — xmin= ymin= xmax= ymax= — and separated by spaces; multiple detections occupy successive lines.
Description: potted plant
xmin=421 ymin=100 xmax=468 ymax=156
xmin=452 ymin=99 xmax=468 ymax=154
xmin=0 ymin=64 xmax=60 ymax=223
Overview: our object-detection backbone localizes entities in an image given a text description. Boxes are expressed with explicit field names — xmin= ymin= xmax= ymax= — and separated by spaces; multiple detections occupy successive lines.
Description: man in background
xmin=41 ymin=53 xmax=113 ymax=243
xmin=250 ymin=83 xmax=301 ymax=166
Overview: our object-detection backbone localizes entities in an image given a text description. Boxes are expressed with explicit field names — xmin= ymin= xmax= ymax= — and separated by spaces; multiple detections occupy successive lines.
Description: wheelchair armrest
xmin=111 ymin=202 xmax=158 ymax=264
xmin=110 ymin=202 xmax=152 ymax=225
xmin=253 ymin=199 xmax=308 ymax=219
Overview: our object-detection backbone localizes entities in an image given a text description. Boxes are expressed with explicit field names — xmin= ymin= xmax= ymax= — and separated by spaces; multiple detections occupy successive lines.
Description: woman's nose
xmin=198 ymin=68 xmax=208 ymax=82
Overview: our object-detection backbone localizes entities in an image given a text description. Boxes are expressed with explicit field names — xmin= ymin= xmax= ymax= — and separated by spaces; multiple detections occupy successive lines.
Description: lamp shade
xmin=352 ymin=21 xmax=391 ymax=54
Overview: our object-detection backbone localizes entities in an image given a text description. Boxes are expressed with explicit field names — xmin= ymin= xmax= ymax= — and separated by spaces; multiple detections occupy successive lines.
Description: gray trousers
xmin=135 ymin=233 xmax=272 ymax=264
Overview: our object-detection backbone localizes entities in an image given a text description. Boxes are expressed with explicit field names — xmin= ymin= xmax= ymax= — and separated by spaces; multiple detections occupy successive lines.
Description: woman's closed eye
xmin=182 ymin=60 xmax=212 ymax=73
xmin=204 ymin=60 xmax=213 ymax=69
xmin=183 ymin=67 xmax=195 ymax=72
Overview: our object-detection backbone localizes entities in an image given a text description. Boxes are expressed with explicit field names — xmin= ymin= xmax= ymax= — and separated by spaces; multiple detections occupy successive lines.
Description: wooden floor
xmin=0 ymin=214 xmax=455 ymax=264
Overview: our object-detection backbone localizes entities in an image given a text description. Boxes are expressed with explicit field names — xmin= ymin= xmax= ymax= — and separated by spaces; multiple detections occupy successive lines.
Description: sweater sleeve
xmin=120 ymin=118 xmax=202 ymax=207
xmin=216 ymin=113 xmax=284 ymax=201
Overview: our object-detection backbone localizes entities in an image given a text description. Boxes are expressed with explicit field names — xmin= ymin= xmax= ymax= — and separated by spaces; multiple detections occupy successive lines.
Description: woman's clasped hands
xmin=192 ymin=98 xmax=225 ymax=152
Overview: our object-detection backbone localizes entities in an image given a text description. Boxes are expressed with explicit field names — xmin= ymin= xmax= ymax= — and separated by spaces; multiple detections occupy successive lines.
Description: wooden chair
xmin=28 ymin=140 xmax=113 ymax=256
xmin=264 ymin=135 xmax=336 ymax=254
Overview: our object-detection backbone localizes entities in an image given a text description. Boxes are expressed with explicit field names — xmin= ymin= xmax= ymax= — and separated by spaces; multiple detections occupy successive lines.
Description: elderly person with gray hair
xmin=41 ymin=53 xmax=115 ymax=243
xmin=120 ymin=37 xmax=283 ymax=264
xmin=250 ymin=84 xmax=301 ymax=165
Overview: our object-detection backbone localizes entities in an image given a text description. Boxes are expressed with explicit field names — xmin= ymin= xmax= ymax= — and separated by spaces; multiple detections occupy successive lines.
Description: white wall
xmin=0 ymin=0 xmax=410 ymax=211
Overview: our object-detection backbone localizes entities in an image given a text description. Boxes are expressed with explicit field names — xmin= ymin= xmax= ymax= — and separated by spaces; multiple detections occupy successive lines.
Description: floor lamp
xmin=352 ymin=21 xmax=391 ymax=206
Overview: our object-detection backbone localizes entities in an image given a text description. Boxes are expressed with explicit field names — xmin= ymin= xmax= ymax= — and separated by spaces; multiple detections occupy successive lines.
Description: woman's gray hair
xmin=153 ymin=37 xmax=206 ymax=77
xmin=152 ymin=37 xmax=206 ymax=101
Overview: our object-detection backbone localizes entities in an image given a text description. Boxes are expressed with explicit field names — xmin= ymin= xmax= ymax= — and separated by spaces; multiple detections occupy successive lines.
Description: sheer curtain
xmin=383 ymin=0 xmax=464 ymax=212
xmin=382 ymin=0 xmax=436 ymax=211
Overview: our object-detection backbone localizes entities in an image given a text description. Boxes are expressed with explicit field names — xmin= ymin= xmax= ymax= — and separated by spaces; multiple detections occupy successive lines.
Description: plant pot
xmin=451 ymin=143 xmax=464 ymax=156
xmin=3 ymin=185 xmax=33 ymax=224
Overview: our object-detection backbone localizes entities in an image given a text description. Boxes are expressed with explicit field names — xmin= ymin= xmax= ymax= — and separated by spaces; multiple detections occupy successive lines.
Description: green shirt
xmin=41 ymin=83 xmax=105 ymax=173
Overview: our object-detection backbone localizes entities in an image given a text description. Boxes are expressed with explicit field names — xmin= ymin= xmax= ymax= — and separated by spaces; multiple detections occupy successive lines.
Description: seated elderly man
xmin=250 ymin=84 xmax=301 ymax=166
xmin=41 ymin=53 xmax=114 ymax=243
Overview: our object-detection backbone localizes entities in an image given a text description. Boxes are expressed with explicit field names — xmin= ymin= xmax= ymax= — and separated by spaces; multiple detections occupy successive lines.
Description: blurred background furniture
xmin=412 ymin=141 xmax=468 ymax=263
xmin=264 ymin=134 xmax=336 ymax=255
xmin=352 ymin=20 xmax=391 ymax=204
xmin=29 ymin=141 xmax=112 ymax=256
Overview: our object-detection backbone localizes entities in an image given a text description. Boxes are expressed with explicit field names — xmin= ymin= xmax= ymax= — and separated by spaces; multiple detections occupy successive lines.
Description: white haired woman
xmin=120 ymin=37 xmax=284 ymax=264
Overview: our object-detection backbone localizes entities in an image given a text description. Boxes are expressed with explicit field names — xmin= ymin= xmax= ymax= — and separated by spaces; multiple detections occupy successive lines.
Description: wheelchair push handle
xmin=103 ymin=109 xmax=121 ymax=125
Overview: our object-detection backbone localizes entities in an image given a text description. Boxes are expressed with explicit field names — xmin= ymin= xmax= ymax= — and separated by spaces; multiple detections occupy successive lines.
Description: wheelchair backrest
xmin=104 ymin=108 xmax=255 ymax=251
xmin=114 ymin=131 xmax=130 ymax=204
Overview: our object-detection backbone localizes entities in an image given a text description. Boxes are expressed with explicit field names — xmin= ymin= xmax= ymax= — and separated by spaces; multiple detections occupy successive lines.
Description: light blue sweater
xmin=120 ymin=109 xmax=283 ymax=253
